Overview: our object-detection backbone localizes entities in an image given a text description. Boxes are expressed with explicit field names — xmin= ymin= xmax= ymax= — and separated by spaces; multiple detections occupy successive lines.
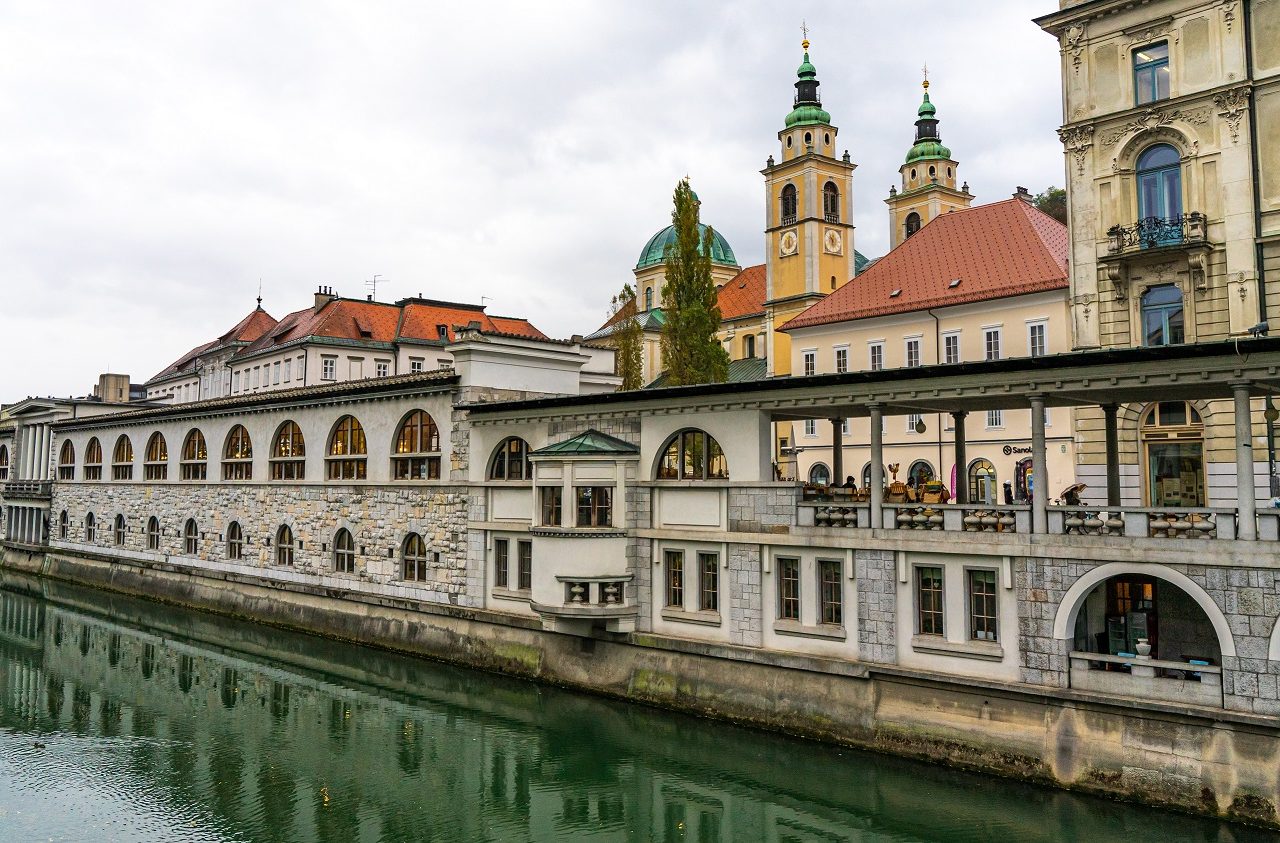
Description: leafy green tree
xmin=608 ymin=284 xmax=644 ymax=391
xmin=1033 ymin=186 xmax=1068 ymax=225
xmin=659 ymin=179 xmax=729 ymax=386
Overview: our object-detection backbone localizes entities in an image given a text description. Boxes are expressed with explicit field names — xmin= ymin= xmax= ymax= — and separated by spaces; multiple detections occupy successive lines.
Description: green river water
xmin=0 ymin=574 xmax=1271 ymax=842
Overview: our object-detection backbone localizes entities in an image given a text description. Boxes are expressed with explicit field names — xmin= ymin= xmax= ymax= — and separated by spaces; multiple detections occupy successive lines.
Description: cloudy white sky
xmin=0 ymin=1 xmax=1066 ymax=400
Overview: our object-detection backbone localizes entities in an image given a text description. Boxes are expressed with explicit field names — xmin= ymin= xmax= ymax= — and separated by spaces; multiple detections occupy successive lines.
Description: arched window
xmin=85 ymin=512 xmax=96 ymax=542
xmin=0 ymin=444 xmax=7 ymax=481
xmin=184 ymin=518 xmax=199 ymax=555
xmin=181 ymin=429 xmax=208 ymax=480
xmin=144 ymin=432 xmax=168 ymax=481
xmin=905 ymin=212 xmax=922 ymax=239
xmin=489 ymin=437 xmax=532 ymax=481
xmin=402 ymin=533 xmax=430 ymax=581
xmin=270 ymin=421 xmax=306 ymax=481
xmin=781 ymin=184 xmax=798 ymax=225
xmin=823 ymin=181 xmax=840 ymax=222
xmin=1141 ymin=401 xmax=1205 ymax=507
xmin=226 ymin=521 xmax=244 ymax=561
xmin=657 ymin=429 xmax=728 ymax=480
xmin=146 ymin=516 xmax=160 ymax=550
xmin=113 ymin=514 xmax=126 ymax=545
xmin=84 ymin=437 xmax=103 ymax=481
xmin=808 ymin=463 xmax=831 ymax=486
xmin=907 ymin=460 xmax=934 ymax=489
xmin=222 ymin=425 xmax=253 ymax=480
xmin=1140 ymin=284 xmax=1184 ymax=347
xmin=744 ymin=334 xmax=756 ymax=359
xmin=112 ymin=435 xmax=134 ymax=481
xmin=275 ymin=525 xmax=294 ymax=566
xmin=58 ymin=510 xmax=68 ymax=540
xmin=968 ymin=459 xmax=997 ymax=506
xmin=392 ymin=411 xmax=441 ymax=480
xmin=644 ymin=287 xmax=653 ymax=311
xmin=862 ymin=462 xmax=873 ymax=490
xmin=334 ymin=528 xmax=355 ymax=573
xmin=327 ymin=415 xmax=367 ymax=480
xmin=1136 ymin=144 xmax=1182 ymax=245
xmin=58 ymin=440 xmax=75 ymax=480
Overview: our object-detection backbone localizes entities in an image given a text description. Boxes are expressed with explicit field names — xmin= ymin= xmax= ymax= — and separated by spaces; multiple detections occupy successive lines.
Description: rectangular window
xmin=698 ymin=552 xmax=718 ymax=612
xmin=376 ymin=360 xmax=389 ymax=378
xmin=869 ymin=342 xmax=884 ymax=371
xmin=1028 ymin=322 xmax=1047 ymax=358
xmin=944 ymin=333 xmax=960 ymax=364
xmin=803 ymin=350 xmax=816 ymax=377
xmin=283 ymin=359 xmax=292 ymax=382
xmin=804 ymin=419 xmax=816 ymax=437
xmin=252 ymin=367 xmax=260 ymax=388
xmin=517 ymin=540 xmax=532 ymax=590
xmin=969 ymin=569 xmax=998 ymax=642
xmin=984 ymin=328 xmax=1001 ymax=361
xmin=1134 ymin=42 xmax=1170 ymax=106
xmin=987 ymin=409 xmax=1004 ymax=428
xmin=665 ymin=550 xmax=684 ymax=608
xmin=907 ymin=413 xmax=923 ymax=432
xmin=540 ymin=486 xmax=562 ymax=527
xmin=321 ymin=357 xmax=337 ymax=381
xmin=778 ymin=557 xmax=800 ymax=621
xmin=840 ymin=418 xmax=849 ymax=436
xmin=819 ymin=560 xmax=842 ymax=625
xmin=575 ymin=486 xmax=612 ymax=528
xmin=834 ymin=347 xmax=848 ymax=374
xmin=272 ymin=361 xmax=281 ymax=385
xmin=917 ymin=566 xmax=944 ymax=636
xmin=348 ymin=357 xmax=363 ymax=380
xmin=905 ymin=338 xmax=921 ymax=368
xmin=410 ymin=357 xmax=424 ymax=373
xmin=494 ymin=538 xmax=509 ymax=589
xmin=232 ymin=371 xmax=240 ymax=392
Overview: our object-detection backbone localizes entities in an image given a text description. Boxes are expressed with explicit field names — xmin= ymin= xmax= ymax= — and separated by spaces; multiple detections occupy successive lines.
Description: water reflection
xmin=0 ymin=573 xmax=1269 ymax=842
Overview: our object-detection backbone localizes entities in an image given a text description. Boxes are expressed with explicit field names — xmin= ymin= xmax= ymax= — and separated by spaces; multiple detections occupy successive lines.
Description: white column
xmin=869 ymin=404 xmax=884 ymax=529
xmin=1030 ymin=395 xmax=1048 ymax=534
xmin=36 ymin=426 xmax=46 ymax=480
xmin=1235 ymin=383 xmax=1257 ymax=540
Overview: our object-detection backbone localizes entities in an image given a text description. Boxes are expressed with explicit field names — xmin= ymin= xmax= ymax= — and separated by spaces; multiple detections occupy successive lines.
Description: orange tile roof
xmin=717 ymin=264 xmax=766 ymax=321
xmin=150 ymin=306 xmax=278 ymax=381
xmin=782 ymin=199 xmax=1068 ymax=331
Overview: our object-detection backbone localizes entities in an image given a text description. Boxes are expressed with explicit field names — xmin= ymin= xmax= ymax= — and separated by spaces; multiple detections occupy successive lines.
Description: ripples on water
xmin=0 ymin=575 xmax=1272 ymax=843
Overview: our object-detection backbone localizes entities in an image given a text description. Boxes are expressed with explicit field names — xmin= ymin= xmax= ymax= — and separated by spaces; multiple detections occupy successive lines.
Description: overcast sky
xmin=0 ymin=1 xmax=1066 ymax=401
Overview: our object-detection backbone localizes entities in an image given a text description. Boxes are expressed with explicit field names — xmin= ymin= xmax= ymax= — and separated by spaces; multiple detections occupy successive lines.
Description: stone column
xmin=1234 ymin=383 xmax=1257 ymax=541
xmin=952 ymin=411 xmax=968 ymax=504
xmin=869 ymin=405 xmax=884 ymax=528
xmin=830 ymin=418 xmax=844 ymax=485
xmin=1030 ymin=395 xmax=1048 ymax=534
xmin=1102 ymin=403 xmax=1120 ymax=507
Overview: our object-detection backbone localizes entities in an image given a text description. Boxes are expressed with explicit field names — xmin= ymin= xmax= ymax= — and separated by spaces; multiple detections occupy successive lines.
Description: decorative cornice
xmin=1100 ymin=105 xmax=1211 ymax=147
xmin=1061 ymin=22 xmax=1087 ymax=75
xmin=1057 ymin=125 xmax=1095 ymax=175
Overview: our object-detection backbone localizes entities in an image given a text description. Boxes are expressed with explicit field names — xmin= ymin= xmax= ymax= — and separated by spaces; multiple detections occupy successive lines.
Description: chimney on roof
xmin=314 ymin=285 xmax=337 ymax=311
xmin=1013 ymin=186 xmax=1033 ymax=202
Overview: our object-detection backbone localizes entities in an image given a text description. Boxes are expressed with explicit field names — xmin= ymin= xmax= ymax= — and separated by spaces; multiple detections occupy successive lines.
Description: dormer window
xmin=437 ymin=325 xmax=449 ymax=341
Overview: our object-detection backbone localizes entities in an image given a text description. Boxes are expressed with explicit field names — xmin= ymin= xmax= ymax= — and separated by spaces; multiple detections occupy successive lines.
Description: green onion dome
xmin=635 ymin=224 xmax=737 ymax=269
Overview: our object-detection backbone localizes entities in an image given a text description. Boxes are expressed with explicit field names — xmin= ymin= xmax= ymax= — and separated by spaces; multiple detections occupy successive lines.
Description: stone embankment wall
xmin=5 ymin=545 xmax=1280 ymax=829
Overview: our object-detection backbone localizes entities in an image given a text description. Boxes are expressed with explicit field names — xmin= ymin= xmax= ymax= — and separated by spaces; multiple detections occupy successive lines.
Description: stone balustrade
xmin=1069 ymin=651 xmax=1222 ymax=708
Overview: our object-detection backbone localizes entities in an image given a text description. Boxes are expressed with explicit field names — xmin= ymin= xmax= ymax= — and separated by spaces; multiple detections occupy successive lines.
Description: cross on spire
xmin=922 ymin=62 xmax=930 ymax=90
xmin=801 ymin=19 xmax=809 ymax=49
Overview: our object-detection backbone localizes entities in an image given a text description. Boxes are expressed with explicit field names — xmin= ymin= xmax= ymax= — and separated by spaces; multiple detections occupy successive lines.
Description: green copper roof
xmin=918 ymin=91 xmax=936 ymax=118
xmin=854 ymin=250 xmax=870 ymax=273
xmin=636 ymin=224 xmax=737 ymax=269
xmin=532 ymin=429 xmax=638 ymax=456
xmin=785 ymin=104 xmax=832 ymax=128
xmin=646 ymin=356 xmax=768 ymax=389
xmin=785 ymin=48 xmax=831 ymax=128
xmin=905 ymin=139 xmax=952 ymax=164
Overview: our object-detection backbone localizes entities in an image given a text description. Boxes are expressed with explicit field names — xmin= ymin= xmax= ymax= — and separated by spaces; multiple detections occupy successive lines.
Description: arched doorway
xmin=1015 ymin=458 xmax=1033 ymax=503
xmin=1141 ymin=401 xmax=1204 ymax=506
xmin=808 ymin=463 xmax=830 ymax=486
xmin=968 ymin=459 xmax=996 ymax=505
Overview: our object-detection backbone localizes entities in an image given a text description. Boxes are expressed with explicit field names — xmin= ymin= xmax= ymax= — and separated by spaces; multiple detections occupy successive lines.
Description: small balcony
xmin=533 ymin=575 xmax=637 ymax=634
xmin=1106 ymin=213 xmax=1207 ymax=254
xmin=2 ymin=480 xmax=52 ymax=501
xmin=1069 ymin=651 xmax=1221 ymax=708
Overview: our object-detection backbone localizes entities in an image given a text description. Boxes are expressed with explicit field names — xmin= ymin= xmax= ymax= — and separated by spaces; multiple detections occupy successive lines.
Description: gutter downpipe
xmin=1243 ymin=2 xmax=1276 ymax=496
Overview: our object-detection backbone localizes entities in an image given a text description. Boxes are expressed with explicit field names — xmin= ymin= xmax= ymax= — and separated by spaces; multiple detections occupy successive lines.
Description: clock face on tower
xmin=780 ymin=229 xmax=799 ymax=256
xmin=823 ymin=228 xmax=842 ymax=255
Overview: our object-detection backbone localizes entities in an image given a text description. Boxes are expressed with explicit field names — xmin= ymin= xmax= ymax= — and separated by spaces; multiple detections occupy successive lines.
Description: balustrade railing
xmin=561 ymin=579 xmax=628 ymax=607
xmin=1049 ymin=508 xmax=1127 ymax=536
xmin=1106 ymin=212 xmax=1206 ymax=253
xmin=2 ymin=480 xmax=52 ymax=500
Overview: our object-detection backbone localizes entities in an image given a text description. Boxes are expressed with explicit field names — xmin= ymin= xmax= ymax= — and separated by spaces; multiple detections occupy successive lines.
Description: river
xmin=0 ymin=575 xmax=1270 ymax=842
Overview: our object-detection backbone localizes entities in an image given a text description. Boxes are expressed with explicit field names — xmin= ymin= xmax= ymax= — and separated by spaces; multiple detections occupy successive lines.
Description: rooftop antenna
xmin=366 ymin=274 xmax=386 ymax=301
xmin=480 ymin=296 xmax=492 ymax=308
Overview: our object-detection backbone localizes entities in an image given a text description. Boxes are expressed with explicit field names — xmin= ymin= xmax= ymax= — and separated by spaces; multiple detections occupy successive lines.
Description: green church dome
xmin=905 ymin=140 xmax=952 ymax=164
xmin=636 ymin=224 xmax=738 ymax=269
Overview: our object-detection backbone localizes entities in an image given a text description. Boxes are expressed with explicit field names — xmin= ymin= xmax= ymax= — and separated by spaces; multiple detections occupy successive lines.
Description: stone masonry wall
xmin=855 ymin=549 xmax=896 ymax=663
xmin=51 ymin=482 xmax=478 ymax=607
xmin=727 ymin=542 xmax=763 ymax=647
xmin=727 ymin=486 xmax=799 ymax=533
xmin=547 ymin=417 xmax=641 ymax=446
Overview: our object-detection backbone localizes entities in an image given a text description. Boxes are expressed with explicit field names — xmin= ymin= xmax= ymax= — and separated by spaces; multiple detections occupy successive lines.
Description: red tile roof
xmin=150 ymin=306 xmax=278 ymax=381
xmin=717 ymin=264 xmax=766 ymax=321
xmin=781 ymin=199 xmax=1068 ymax=331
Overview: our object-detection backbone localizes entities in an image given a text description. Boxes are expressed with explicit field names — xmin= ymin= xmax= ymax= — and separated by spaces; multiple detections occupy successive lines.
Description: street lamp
xmin=915 ymin=418 xmax=927 ymax=435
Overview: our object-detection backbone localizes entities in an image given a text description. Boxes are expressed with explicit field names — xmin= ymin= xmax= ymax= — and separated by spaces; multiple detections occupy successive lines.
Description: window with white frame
xmin=284 ymin=359 xmax=292 ymax=382
xmin=376 ymin=360 xmax=389 ymax=378
xmin=868 ymin=342 xmax=884 ymax=371
xmin=834 ymin=346 xmax=848 ymax=374
xmin=410 ymin=357 xmax=424 ymax=373
xmin=987 ymin=409 xmax=1004 ymax=428
xmin=1028 ymin=321 xmax=1047 ymax=358
xmin=984 ymin=328 xmax=1001 ymax=361
xmin=802 ymin=350 xmax=816 ymax=377
xmin=252 ymin=367 xmax=260 ymax=388
xmin=321 ymin=357 xmax=337 ymax=381
xmin=907 ymin=413 xmax=923 ymax=432
xmin=968 ymin=569 xmax=998 ymax=642
xmin=804 ymin=419 xmax=817 ymax=437
xmin=943 ymin=333 xmax=960 ymax=364
xmin=905 ymin=338 xmax=921 ymax=368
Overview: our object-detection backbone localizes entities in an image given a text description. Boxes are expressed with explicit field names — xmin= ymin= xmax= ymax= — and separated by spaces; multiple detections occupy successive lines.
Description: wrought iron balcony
xmin=2 ymin=480 xmax=52 ymax=501
xmin=825 ymin=212 xmax=840 ymax=224
xmin=1106 ymin=213 xmax=1207 ymax=254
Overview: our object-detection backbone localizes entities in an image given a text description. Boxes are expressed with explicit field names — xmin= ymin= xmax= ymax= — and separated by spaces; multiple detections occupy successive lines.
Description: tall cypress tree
xmin=608 ymin=283 xmax=644 ymax=391
xmin=659 ymin=179 xmax=729 ymax=386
